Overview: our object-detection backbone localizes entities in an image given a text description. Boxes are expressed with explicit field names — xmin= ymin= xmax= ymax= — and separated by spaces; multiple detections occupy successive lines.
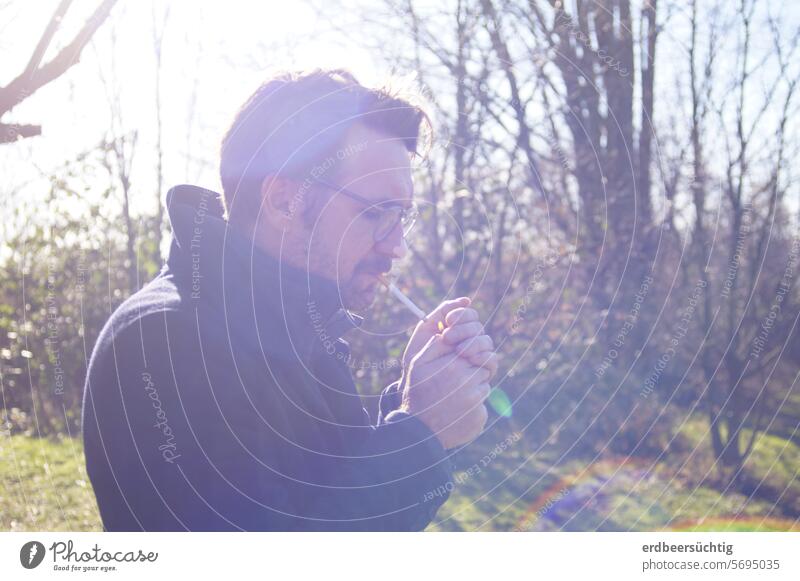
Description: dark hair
xmin=219 ymin=69 xmax=431 ymax=224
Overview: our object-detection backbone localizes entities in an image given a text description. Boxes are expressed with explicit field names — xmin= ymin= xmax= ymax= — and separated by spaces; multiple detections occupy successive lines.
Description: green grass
xmin=671 ymin=416 xmax=800 ymax=516
xmin=668 ymin=518 xmax=800 ymax=532
xmin=745 ymin=429 xmax=800 ymax=513
xmin=429 ymin=421 xmax=799 ymax=532
xmin=1 ymin=424 xmax=797 ymax=532
xmin=429 ymin=449 xmax=794 ymax=531
xmin=1 ymin=434 xmax=101 ymax=531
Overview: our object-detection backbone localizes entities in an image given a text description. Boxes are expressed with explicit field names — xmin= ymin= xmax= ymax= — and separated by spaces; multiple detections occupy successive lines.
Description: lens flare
xmin=487 ymin=387 xmax=513 ymax=418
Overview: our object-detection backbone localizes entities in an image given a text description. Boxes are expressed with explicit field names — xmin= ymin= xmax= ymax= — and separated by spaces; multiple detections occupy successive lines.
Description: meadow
xmin=3 ymin=415 xmax=797 ymax=532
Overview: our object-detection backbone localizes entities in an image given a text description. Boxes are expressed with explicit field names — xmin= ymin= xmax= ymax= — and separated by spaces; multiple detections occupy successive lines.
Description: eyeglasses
xmin=311 ymin=177 xmax=419 ymax=242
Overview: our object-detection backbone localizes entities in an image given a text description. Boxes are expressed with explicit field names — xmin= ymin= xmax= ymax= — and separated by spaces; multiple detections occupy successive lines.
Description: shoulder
xmin=110 ymin=273 xmax=186 ymax=330
xmin=87 ymin=274 xmax=198 ymax=376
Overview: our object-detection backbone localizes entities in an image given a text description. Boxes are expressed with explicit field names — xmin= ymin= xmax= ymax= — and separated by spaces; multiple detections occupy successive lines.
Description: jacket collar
xmin=164 ymin=184 xmax=362 ymax=362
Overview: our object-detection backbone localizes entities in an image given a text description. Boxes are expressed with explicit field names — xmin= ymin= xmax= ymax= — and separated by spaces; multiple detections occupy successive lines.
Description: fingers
xmin=454 ymin=335 xmax=493 ymax=357
xmin=463 ymin=350 xmax=499 ymax=379
xmin=418 ymin=338 xmax=493 ymax=390
xmin=412 ymin=334 xmax=453 ymax=366
xmin=412 ymin=351 xmax=488 ymax=397
xmin=442 ymin=309 xmax=499 ymax=378
xmin=423 ymin=297 xmax=471 ymax=329
xmin=443 ymin=360 xmax=491 ymax=390
xmin=422 ymin=351 xmax=475 ymax=383
xmin=444 ymin=306 xmax=480 ymax=327
xmin=404 ymin=348 xmax=490 ymax=449
xmin=441 ymin=321 xmax=484 ymax=345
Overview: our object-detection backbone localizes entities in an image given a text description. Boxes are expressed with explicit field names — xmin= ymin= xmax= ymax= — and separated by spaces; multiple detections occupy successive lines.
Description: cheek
xmin=330 ymin=219 xmax=371 ymax=267
xmin=339 ymin=229 xmax=373 ymax=271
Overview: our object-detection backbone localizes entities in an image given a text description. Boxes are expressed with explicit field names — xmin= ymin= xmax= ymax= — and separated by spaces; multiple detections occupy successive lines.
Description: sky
xmin=1 ymin=0 xmax=381 ymax=224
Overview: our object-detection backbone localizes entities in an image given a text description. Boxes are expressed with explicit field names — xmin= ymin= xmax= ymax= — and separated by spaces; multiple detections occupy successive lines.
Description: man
xmin=82 ymin=69 xmax=498 ymax=531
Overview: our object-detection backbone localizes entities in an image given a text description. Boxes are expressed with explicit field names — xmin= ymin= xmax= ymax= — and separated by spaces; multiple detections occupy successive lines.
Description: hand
xmin=440 ymin=307 xmax=499 ymax=382
xmin=399 ymin=333 xmax=491 ymax=450
xmin=402 ymin=299 xmax=498 ymax=380
xmin=401 ymin=297 xmax=471 ymax=370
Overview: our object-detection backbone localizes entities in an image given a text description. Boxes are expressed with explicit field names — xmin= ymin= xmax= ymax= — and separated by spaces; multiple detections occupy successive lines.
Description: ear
xmin=258 ymin=174 xmax=304 ymax=231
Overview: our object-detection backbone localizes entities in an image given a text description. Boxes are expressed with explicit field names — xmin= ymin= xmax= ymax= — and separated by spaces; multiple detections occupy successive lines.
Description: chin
xmin=342 ymin=286 xmax=377 ymax=313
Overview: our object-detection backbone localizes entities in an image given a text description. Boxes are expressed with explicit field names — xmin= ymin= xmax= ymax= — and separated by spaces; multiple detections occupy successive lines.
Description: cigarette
xmin=377 ymin=274 xmax=434 ymax=323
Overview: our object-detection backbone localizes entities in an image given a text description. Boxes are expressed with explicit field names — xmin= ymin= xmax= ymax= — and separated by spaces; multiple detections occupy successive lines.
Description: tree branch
xmin=0 ymin=0 xmax=118 ymax=142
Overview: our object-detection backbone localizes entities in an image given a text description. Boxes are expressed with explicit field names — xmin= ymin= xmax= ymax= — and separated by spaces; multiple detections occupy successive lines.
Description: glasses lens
xmin=401 ymin=206 xmax=418 ymax=236
xmin=375 ymin=209 xmax=399 ymax=242
xmin=373 ymin=207 xmax=407 ymax=241
xmin=373 ymin=205 xmax=419 ymax=242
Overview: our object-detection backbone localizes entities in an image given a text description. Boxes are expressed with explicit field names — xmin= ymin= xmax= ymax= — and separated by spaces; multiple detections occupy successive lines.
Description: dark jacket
xmin=81 ymin=184 xmax=453 ymax=531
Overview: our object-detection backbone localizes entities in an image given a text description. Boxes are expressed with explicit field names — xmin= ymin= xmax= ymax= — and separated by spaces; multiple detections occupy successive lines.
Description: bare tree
xmin=0 ymin=0 xmax=118 ymax=144
xmin=96 ymin=22 xmax=139 ymax=293
xmin=684 ymin=0 xmax=800 ymax=483
xmin=151 ymin=2 xmax=171 ymax=256
xmin=319 ymin=1 xmax=800 ymax=480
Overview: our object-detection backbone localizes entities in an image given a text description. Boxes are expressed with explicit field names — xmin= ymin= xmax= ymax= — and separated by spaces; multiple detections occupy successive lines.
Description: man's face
xmin=300 ymin=124 xmax=413 ymax=311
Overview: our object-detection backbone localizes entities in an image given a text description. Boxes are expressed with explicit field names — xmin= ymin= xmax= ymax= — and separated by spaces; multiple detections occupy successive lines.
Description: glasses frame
xmin=310 ymin=177 xmax=419 ymax=242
